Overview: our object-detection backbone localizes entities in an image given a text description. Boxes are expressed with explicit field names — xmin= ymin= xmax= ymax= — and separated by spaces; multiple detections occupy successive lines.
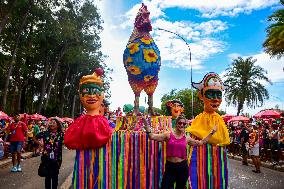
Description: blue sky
xmin=97 ymin=0 xmax=284 ymax=116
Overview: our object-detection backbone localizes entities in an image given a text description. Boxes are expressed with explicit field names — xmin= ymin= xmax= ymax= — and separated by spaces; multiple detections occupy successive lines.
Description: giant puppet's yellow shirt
xmin=186 ymin=112 xmax=230 ymax=146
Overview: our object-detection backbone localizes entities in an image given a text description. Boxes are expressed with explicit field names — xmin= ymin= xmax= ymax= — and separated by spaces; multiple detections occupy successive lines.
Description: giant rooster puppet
xmin=123 ymin=3 xmax=161 ymax=115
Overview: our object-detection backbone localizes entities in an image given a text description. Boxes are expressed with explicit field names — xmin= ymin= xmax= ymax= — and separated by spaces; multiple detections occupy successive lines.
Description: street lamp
xmin=157 ymin=28 xmax=194 ymax=119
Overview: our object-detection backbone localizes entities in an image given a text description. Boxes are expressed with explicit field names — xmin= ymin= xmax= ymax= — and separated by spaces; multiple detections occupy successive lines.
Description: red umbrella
xmin=221 ymin=114 xmax=234 ymax=122
xmin=19 ymin=113 xmax=31 ymax=125
xmin=49 ymin=116 xmax=64 ymax=123
xmin=228 ymin=116 xmax=250 ymax=123
xmin=19 ymin=113 xmax=31 ymax=119
xmin=31 ymin=113 xmax=47 ymax=120
xmin=62 ymin=117 xmax=74 ymax=123
xmin=0 ymin=111 xmax=9 ymax=120
xmin=253 ymin=110 xmax=281 ymax=119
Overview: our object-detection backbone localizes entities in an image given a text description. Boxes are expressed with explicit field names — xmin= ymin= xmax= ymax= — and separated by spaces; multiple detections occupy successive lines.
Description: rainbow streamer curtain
xmin=71 ymin=116 xmax=228 ymax=189
xmin=189 ymin=144 xmax=228 ymax=189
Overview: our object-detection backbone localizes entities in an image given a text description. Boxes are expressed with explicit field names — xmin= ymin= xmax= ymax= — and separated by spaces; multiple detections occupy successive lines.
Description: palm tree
xmin=263 ymin=0 xmax=284 ymax=59
xmin=224 ymin=57 xmax=271 ymax=115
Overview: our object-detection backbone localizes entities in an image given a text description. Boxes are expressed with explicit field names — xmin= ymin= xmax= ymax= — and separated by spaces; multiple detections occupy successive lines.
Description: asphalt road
xmin=228 ymin=158 xmax=284 ymax=189
xmin=0 ymin=152 xmax=283 ymax=189
xmin=0 ymin=149 xmax=75 ymax=189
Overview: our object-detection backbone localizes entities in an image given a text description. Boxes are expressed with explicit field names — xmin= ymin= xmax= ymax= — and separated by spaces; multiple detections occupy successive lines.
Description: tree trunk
xmin=0 ymin=0 xmax=17 ymax=34
xmin=237 ymin=101 xmax=244 ymax=116
xmin=20 ymin=85 xmax=27 ymax=113
xmin=59 ymin=68 xmax=70 ymax=117
xmin=71 ymin=95 xmax=77 ymax=118
xmin=134 ymin=95 xmax=140 ymax=115
xmin=2 ymin=62 xmax=14 ymax=111
xmin=148 ymin=94 xmax=154 ymax=116
xmin=43 ymin=45 xmax=66 ymax=111
xmin=10 ymin=86 xmax=17 ymax=114
xmin=1 ymin=0 xmax=32 ymax=111
xmin=17 ymin=87 xmax=23 ymax=113
xmin=37 ymin=61 xmax=48 ymax=113
xmin=65 ymin=78 xmax=75 ymax=104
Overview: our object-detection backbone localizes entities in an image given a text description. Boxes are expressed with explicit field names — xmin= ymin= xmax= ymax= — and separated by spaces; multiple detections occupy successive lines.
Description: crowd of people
xmin=0 ymin=113 xmax=71 ymax=189
xmin=0 ymin=106 xmax=283 ymax=188
xmin=0 ymin=115 xmax=71 ymax=160
xmin=227 ymin=118 xmax=284 ymax=172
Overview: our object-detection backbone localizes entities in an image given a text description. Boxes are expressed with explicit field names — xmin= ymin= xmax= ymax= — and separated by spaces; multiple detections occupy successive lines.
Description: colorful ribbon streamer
xmin=71 ymin=116 xmax=228 ymax=189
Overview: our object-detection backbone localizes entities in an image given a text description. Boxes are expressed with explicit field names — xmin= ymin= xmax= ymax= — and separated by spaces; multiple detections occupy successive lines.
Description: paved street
xmin=228 ymin=159 xmax=284 ymax=189
xmin=0 ymin=152 xmax=284 ymax=189
xmin=0 ymin=149 xmax=75 ymax=189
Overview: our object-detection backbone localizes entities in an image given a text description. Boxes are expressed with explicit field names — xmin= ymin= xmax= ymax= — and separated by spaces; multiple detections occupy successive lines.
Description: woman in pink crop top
xmin=144 ymin=115 xmax=216 ymax=189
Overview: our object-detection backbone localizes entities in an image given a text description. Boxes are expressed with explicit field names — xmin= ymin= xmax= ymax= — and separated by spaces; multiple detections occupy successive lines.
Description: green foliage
xmin=263 ymin=0 xmax=284 ymax=59
xmin=139 ymin=106 xmax=145 ymax=113
xmin=224 ymin=57 xmax=271 ymax=115
xmin=160 ymin=88 xmax=203 ymax=119
xmin=152 ymin=107 xmax=163 ymax=114
xmin=123 ymin=104 xmax=134 ymax=113
xmin=0 ymin=0 xmax=110 ymax=117
xmin=217 ymin=109 xmax=226 ymax=115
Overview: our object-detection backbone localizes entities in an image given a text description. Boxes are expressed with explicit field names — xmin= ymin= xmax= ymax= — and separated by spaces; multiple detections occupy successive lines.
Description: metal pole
xmin=190 ymin=52 xmax=194 ymax=119
xmin=157 ymin=28 xmax=194 ymax=118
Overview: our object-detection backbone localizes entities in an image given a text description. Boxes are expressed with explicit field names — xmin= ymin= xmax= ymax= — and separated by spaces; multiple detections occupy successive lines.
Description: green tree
xmin=224 ymin=57 xmax=271 ymax=116
xmin=160 ymin=88 xmax=203 ymax=119
xmin=0 ymin=0 xmax=110 ymax=117
xmin=263 ymin=0 xmax=284 ymax=59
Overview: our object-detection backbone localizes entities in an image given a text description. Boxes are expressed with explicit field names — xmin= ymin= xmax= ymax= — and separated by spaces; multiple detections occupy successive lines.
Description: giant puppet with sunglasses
xmin=186 ymin=72 xmax=230 ymax=189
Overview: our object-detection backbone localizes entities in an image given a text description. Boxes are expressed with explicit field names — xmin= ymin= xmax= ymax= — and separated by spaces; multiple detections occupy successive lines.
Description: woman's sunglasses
xmin=177 ymin=121 xmax=187 ymax=127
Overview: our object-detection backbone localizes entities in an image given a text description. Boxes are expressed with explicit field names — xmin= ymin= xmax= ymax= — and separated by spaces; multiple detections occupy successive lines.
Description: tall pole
xmin=157 ymin=28 xmax=194 ymax=119
xmin=190 ymin=52 xmax=193 ymax=119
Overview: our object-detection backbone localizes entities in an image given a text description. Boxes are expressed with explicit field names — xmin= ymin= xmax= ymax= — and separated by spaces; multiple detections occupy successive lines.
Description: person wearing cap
xmin=249 ymin=122 xmax=261 ymax=173
xmin=185 ymin=72 xmax=230 ymax=188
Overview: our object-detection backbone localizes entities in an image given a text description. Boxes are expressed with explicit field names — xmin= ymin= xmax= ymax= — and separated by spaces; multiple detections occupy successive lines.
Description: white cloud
xmin=220 ymin=100 xmax=283 ymax=116
xmin=227 ymin=53 xmax=242 ymax=60
xmin=221 ymin=52 xmax=284 ymax=115
xmin=226 ymin=52 xmax=284 ymax=83
xmin=152 ymin=19 xmax=227 ymax=70
xmin=97 ymin=0 xmax=230 ymax=111
xmin=140 ymin=0 xmax=279 ymax=18
xmin=253 ymin=53 xmax=284 ymax=83
xmin=98 ymin=0 xmax=283 ymax=114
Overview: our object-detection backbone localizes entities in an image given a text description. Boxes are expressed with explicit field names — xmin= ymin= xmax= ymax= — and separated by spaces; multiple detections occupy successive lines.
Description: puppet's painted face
xmin=170 ymin=103 xmax=184 ymax=118
xmin=202 ymin=89 xmax=222 ymax=113
xmin=79 ymin=83 xmax=104 ymax=111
